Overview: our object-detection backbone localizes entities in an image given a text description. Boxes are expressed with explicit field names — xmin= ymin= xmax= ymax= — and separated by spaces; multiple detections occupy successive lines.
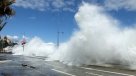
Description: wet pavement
xmin=0 ymin=54 xmax=135 ymax=76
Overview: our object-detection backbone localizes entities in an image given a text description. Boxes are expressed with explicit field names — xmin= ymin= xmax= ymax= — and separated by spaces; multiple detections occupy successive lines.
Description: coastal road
xmin=0 ymin=54 xmax=135 ymax=76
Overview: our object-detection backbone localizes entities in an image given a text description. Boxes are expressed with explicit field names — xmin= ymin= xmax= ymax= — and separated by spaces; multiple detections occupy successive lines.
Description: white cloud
xmin=63 ymin=7 xmax=75 ymax=12
xmin=50 ymin=0 xmax=76 ymax=12
xmin=14 ymin=0 xmax=49 ymax=11
xmin=52 ymin=0 xmax=65 ymax=8
xmin=14 ymin=0 xmax=76 ymax=12
xmin=104 ymin=0 xmax=136 ymax=11
xmin=7 ymin=35 xmax=18 ymax=40
xmin=65 ymin=0 xmax=75 ymax=6
xmin=6 ymin=35 xmax=19 ymax=43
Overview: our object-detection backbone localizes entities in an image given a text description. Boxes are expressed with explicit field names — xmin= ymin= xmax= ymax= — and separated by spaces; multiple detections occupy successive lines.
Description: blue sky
xmin=1 ymin=0 xmax=136 ymax=43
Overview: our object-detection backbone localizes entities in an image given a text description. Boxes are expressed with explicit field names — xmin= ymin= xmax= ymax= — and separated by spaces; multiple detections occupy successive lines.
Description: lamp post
xmin=57 ymin=31 xmax=64 ymax=48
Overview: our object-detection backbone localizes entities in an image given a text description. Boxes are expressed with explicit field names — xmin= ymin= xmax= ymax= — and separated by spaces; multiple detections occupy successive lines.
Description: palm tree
xmin=0 ymin=0 xmax=15 ymax=31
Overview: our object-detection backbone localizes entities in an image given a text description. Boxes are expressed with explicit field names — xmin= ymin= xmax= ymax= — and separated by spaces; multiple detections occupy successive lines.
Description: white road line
xmin=86 ymin=72 xmax=103 ymax=76
xmin=52 ymin=69 xmax=76 ymax=76
xmin=44 ymin=62 xmax=134 ymax=76
xmin=44 ymin=63 xmax=62 ymax=69
xmin=26 ymin=56 xmax=46 ymax=60
xmin=45 ymin=63 xmax=77 ymax=76
xmin=80 ymin=67 xmax=134 ymax=76
xmin=0 ymin=60 xmax=12 ymax=63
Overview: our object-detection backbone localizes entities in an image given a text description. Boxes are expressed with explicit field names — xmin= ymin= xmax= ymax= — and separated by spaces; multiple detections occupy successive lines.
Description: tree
xmin=0 ymin=0 xmax=15 ymax=31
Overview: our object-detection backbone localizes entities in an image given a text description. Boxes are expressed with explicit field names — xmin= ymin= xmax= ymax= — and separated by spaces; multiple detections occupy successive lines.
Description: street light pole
xmin=57 ymin=31 xmax=63 ymax=48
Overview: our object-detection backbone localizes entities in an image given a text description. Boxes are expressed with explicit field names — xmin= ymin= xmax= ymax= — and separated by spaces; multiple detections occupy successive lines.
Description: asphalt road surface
xmin=0 ymin=54 xmax=135 ymax=76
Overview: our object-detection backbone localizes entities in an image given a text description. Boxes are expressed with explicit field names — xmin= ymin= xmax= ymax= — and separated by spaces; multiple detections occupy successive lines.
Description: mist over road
xmin=0 ymin=54 xmax=135 ymax=76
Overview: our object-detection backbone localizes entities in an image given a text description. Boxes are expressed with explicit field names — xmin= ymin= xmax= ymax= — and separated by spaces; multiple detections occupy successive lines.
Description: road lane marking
xmin=80 ymin=67 xmax=134 ymax=76
xmin=43 ymin=60 xmax=134 ymax=76
xmin=86 ymin=72 xmax=103 ymax=76
xmin=44 ymin=63 xmax=62 ymax=69
xmin=44 ymin=63 xmax=78 ymax=76
xmin=26 ymin=56 xmax=46 ymax=60
xmin=52 ymin=69 xmax=76 ymax=76
xmin=0 ymin=60 xmax=12 ymax=63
